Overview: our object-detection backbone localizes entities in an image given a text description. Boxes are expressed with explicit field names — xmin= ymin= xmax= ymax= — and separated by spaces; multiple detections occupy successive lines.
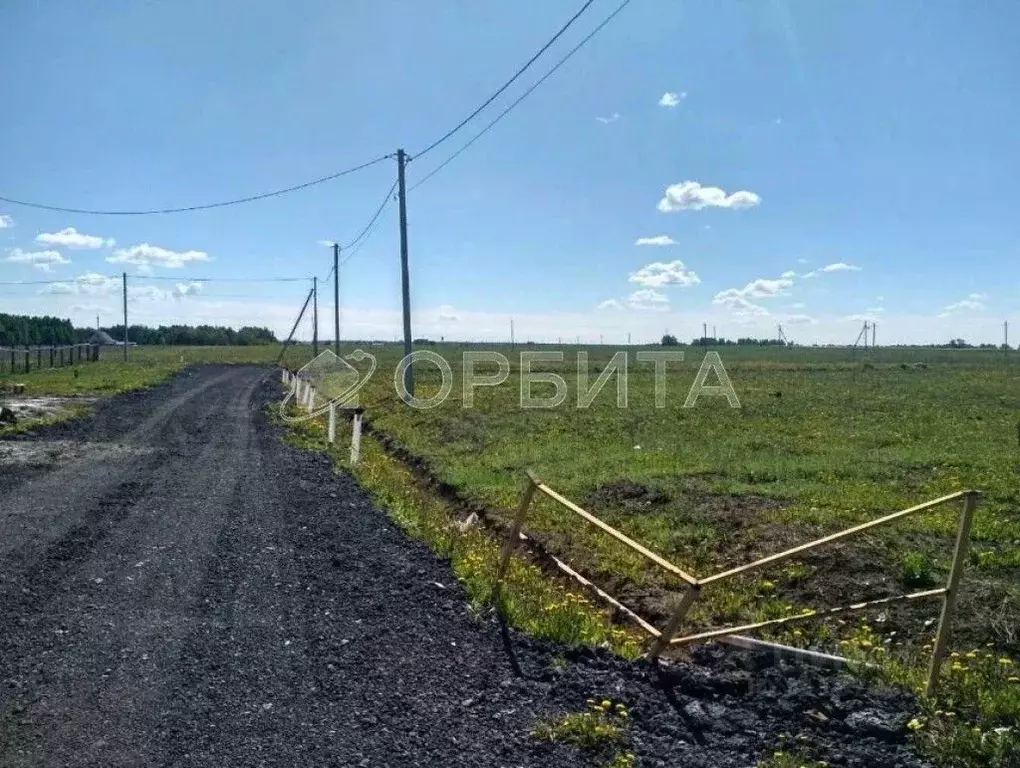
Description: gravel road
xmin=0 ymin=365 xmax=929 ymax=767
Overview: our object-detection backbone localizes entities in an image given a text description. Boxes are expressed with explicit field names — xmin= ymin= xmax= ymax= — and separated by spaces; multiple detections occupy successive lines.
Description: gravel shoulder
xmin=0 ymin=365 xmax=929 ymax=767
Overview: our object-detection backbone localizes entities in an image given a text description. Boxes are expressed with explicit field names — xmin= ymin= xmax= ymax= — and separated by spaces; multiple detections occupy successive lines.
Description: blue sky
xmin=1 ymin=0 xmax=1017 ymax=343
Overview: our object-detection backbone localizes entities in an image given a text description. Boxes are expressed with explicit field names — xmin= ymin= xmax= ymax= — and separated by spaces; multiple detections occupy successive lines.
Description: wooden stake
xmin=327 ymin=403 xmax=336 ymax=444
xmin=493 ymin=478 xmax=537 ymax=605
xmin=926 ymin=491 xmax=979 ymax=697
xmin=648 ymin=586 xmax=700 ymax=659
xmin=349 ymin=412 xmax=362 ymax=465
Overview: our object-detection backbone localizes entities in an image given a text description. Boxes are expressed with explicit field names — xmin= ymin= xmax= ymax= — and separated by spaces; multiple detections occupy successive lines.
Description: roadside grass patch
xmin=277 ymin=405 xmax=644 ymax=659
xmin=841 ymin=622 xmax=1020 ymax=766
xmin=533 ymin=699 xmax=629 ymax=751
xmin=899 ymin=550 xmax=940 ymax=589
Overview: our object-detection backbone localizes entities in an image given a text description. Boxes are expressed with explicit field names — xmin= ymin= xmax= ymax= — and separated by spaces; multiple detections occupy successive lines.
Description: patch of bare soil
xmin=0 ymin=439 xmax=153 ymax=468
xmin=585 ymin=479 xmax=670 ymax=510
xmin=0 ymin=395 xmax=95 ymax=429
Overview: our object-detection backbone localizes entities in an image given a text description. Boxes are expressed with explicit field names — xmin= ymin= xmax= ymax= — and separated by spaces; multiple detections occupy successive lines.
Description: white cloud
xmin=38 ymin=272 xmax=119 ymax=295
xmin=801 ymin=262 xmax=862 ymax=278
xmin=36 ymin=227 xmax=114 ymax=250
xmin=107 ymin=243 xmax=210 ymax=270
xmin=129 ymin=285 xmax=170 ymax=302
xmin=788 ymin=302 xmax=806 ymax=309
xmin=780 ymin=270 xmax=798 ymax=279
xmin=596 ymin=299 xmax=623 ymax=310
xmin=782 ymin=314 xmax=815 ymax=325
xmin=938 ymin=296 xmax=986 ymax=317
xmin=437 ymin=304 xmax=459 ymax=322
xmin=39 ymin=282 xmax=76 ymax=295
xmin=657 ymin=181 xmax=761 ymax=212
xmin=6 ymin=248 xmax=71 ymax=271
xmin=77 ymin=272 xmax=121 ymax=294
xmin=595 ymin=113 xmax=620 ymax=124
xmin=317 ymin=239 xmax=335 ymax=248
xmin=797 ymin=258 xmax=809 ymax=265
xmin=864 ymin=306 xmax=886 ymax=314
xmin=629 ymin=260 xmax=700 ymax=288
xmin=714 ymin=278 xmax=793 ymax=302
xmin=628 ymin=289 xmax=669 ymax=311
xmin=634 ymin=235 xmax=677 ymax=247
xmin=967 ymin=292 xmax=987 ymax=300
xmin=173 ymin=282 xmax=203 ymax=299
xmin=713 ymin=294 xmax=769 ymax=317
xmin=0 ymin=214 xmax=14 ymax=229
xmin=658 ymin=91 xmax=686 ymax=108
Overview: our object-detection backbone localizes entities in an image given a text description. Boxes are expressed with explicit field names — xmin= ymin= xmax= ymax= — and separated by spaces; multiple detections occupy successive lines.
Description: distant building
xmin=89 ymin=330 xmax=135 ymax=346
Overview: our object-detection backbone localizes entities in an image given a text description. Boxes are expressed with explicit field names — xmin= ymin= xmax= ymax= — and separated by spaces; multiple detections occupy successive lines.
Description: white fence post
xmin=328 ymin=403 xmax=336 ymax=443
xmin=306 ymin=385 xmax=315 ymax=413
xmin=350 ymin=412 xmax=363 ymax=465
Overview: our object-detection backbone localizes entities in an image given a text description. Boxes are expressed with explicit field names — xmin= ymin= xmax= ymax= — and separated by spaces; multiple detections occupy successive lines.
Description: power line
xmin=0 ymin=154 xmax=393 ymax=216
xmin=410 ymin=0 xmax=632 ymax=191
xmin=0 ymin=276 xmax=119 ymax=286
xmin=411 ymin=0 xmax=598 ymax=161
xmin=124 ymin=275 xmax=311 ymax=283
xmin=342 ymin=180 xmax=398 ymax=251
xmin=316 ymin=178 xmax=398 ymax=282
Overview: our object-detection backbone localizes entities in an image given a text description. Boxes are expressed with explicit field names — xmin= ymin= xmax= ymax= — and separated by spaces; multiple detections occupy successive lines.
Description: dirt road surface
xmin=0 ymin=366 xmax=929 ymax=767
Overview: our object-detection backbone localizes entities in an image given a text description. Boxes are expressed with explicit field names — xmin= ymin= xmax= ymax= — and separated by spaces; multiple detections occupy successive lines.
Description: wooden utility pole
xmin=510 ymin=317 xmax=515 ymax=348
xmin=312 ymin=276 xmax=319 ymax=357
xmin=397 ymin=148 xmax=414 ymax=398
xmin=872 ymin=322 xmax=877 ymax=349
xmin=1005 ymin=320 xmax=1009 ymax=356
xmin=334 ymin=243 xmax=341 ymax=356
xmin=122 ymin=272 xmax=128 ymax=361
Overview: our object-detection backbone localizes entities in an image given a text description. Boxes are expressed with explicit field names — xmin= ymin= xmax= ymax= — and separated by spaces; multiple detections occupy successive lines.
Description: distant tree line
xmin=101 ymin=324 xmax=277 ymax=346
xmin=661 ymin=334 xmax=791 ymax=347
xmin=0 ymin=313 xmax=277 ymax=346
xmin=0 ymin=313 xmax=78 ymax=346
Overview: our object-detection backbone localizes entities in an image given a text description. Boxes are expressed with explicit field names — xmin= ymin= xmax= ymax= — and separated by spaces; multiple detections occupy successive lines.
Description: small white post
xmin=281 ymin=368 xmax=287 ymax=384
xmin=327 ymin=403 xmax=336 ymax=443
xmin=306 ymin=385 xmax=315 ymax=413
xmin=350 ymin=412 xmax=363 ymax=465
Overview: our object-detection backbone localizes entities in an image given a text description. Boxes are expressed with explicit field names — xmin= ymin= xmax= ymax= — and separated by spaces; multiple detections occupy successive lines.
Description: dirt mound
xmin=586 ymin=479 xmax=671 ymax=510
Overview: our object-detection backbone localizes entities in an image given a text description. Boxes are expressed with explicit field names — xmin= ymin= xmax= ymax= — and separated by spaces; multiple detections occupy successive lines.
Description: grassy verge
xmin=278 ymin=407 xmax=644 ymax=659
xmin=0 ymin=345 xmax=290 ymax=397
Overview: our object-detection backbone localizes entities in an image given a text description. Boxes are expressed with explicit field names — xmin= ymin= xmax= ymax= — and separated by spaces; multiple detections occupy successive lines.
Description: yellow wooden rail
xmin=496 ymin=470 xmax=981 ymax=698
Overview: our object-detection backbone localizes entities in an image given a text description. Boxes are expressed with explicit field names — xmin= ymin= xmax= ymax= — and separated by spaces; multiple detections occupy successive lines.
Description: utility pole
xmin=334 ymin=243 xmax=341 ymax=356
xmin=712 ymin=325 xmax=717 ymax=339
xmin=703 ymin=322 xmax=708 ymax=345
xmin=397 ymin=148 xmax=413 ymax=398
xmin=122 ymin=272 xmax=128 ymax=361
xmin=312 ymin=276 xmax=319 ymax=357
xmin=1005 ymin=320 xmax=1010 ymax=356
xmin=863 ymin=321 xmax=869 ymax=350
xmin=872 ymin=322 xmax=877 ymax=349
xmin=627 ymin=332 xmax=631 ymax=345
xmin=510 ymin=317 xmax=515 ymax=348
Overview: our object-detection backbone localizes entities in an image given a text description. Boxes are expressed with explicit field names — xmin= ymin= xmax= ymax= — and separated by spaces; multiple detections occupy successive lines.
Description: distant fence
xmin=499 ymin=470 xmax=980 ymax=697
xmin=0 ymin=344 xmax=101 ymax=375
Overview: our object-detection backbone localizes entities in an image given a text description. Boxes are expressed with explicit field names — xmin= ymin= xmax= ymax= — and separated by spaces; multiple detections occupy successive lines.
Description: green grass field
xmin=5 ymin=341 xmax=1019 ymax=764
